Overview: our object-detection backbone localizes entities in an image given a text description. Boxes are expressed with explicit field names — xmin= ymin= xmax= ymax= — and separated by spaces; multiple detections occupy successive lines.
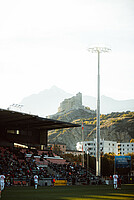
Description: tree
xmin=130 ymin=139 xmax=134 ymax=143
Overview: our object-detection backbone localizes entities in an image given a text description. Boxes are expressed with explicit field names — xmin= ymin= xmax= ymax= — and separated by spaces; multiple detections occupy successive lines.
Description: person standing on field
xmin=0 ymin=175 xmax=5 ymax=191
xmin=113 ymin=173 xmax=118 ymax=189
xmin=34 ymin=174 xmax=38 ymax=189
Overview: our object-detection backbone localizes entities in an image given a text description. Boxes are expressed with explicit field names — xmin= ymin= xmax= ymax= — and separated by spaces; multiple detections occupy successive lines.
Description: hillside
xmin=48 ymin=109 xmax=134 ymax=150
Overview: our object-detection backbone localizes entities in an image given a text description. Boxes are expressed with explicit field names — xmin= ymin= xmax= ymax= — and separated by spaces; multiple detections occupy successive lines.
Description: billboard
xmin=115 ymin=156 xmax=131 ymax=168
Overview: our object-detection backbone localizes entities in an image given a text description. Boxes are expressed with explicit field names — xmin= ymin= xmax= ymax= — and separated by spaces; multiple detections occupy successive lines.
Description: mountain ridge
xmin=20 ymin=85 xmax=134 ymax=116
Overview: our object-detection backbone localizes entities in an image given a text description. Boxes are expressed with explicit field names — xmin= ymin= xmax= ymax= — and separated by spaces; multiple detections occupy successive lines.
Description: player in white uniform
xmin=0 ymin=175 xmax=5 ymax=191
xmin=113 ymin=173 xmax=118 ymax=189
xmin=34 ymin=175 xmax=38 ymax=189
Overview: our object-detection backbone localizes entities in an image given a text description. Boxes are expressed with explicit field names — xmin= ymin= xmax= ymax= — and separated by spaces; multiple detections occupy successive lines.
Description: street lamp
xmin=88 ymin=46 xmax=111 ymax=176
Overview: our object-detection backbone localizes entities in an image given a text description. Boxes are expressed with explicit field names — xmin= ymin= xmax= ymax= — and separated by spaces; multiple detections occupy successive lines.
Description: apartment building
xmin=118 ymin=142 xmax=134 ymax=155
xmin=76 ymin=139 xmax=134 ymax=156
xmin=48 ymin=143 xmax=66 ymax=154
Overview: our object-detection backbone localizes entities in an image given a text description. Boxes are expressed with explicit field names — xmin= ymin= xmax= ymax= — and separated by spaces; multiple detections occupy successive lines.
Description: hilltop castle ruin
xmin=58 ymin=92 xmax=84 ymax=113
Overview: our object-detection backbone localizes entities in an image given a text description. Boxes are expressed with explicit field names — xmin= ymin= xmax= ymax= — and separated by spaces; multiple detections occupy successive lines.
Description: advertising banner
xmin=115 ymin=156 xmax=131 ymax=168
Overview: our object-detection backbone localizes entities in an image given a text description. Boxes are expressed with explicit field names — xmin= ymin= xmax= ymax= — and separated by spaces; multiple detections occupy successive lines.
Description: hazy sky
xmin=0 ymin=0 xmax=134 ymax=109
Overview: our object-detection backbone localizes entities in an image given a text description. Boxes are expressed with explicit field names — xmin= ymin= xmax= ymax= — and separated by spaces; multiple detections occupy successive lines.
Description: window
xmin=7 ymin=130 xmax=15 ymax=134
xmin=7 ymin=130 xmax=19 ymax=134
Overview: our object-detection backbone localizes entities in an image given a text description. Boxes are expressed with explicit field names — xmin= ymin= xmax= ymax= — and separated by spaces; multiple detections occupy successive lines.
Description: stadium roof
xmin=0 ymin=109 xmax=80 ymax=130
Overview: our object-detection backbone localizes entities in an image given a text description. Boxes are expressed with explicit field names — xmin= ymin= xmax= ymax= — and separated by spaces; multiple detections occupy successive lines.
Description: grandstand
xmin=0 ymin=145 xmax=100 ymax=187
xmin=1 ymin=109 xmax=90 ymax=187
xmin=0 ymin=108 xmax=80 ymax=148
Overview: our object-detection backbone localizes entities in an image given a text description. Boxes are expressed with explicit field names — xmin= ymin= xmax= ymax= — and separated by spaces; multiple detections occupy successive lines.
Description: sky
xmin=0 ymin=0 xmax=134 ymax=109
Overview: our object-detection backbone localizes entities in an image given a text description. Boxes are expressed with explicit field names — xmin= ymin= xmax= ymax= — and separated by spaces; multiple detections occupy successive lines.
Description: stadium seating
xmin=0 ymin=146 xmax=93 ymax=186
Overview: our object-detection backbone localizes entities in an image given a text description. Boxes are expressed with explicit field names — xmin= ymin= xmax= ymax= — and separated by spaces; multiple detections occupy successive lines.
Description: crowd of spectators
xmin=0 ymin=147 xmax=51 ymax=186
xmin=48 ymin=161 xmax=92 ymax=184
xmin=0 ymin=146 xmax=97 ymax=187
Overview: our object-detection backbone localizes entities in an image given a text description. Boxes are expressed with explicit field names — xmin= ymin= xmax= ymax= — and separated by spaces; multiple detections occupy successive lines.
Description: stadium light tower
xmin=88 ymin=46 xmax=111 ymax=176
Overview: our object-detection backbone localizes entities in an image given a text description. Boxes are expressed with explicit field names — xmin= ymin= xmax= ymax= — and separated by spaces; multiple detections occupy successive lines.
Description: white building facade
xmin=118 ymin=142 xmax=134 ymax=155
xmin=76 ymin=139 xmax=134 ymax=156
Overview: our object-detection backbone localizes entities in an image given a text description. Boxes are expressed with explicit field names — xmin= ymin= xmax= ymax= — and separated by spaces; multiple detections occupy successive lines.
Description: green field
xmin=1 ymin=185 xmax=134 ymax=200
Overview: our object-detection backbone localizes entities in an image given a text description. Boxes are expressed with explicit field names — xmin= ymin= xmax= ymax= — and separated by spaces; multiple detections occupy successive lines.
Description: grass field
xmin=1 ymin=184 xmax=134 ymax=200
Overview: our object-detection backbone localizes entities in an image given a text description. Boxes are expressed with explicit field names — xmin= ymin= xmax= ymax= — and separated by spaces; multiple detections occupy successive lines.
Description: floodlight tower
xmin=88 ymin=46 xmax=111 ymax=176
